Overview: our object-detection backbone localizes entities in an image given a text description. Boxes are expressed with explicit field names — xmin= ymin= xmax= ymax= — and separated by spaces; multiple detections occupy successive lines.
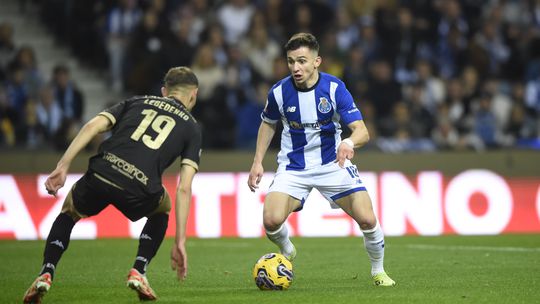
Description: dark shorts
xmin=71 ymin=171 xmax=163 ymax=222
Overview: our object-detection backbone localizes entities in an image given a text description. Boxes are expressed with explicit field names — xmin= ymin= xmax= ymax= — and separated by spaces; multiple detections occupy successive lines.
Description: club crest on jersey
xmin=318 ymin=97 xmax=332 ymax=114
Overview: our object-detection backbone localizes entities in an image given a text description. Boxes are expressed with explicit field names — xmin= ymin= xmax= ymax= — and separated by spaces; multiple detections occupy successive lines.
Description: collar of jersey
xmin=167 ymin=96 xmax=187 ymax=110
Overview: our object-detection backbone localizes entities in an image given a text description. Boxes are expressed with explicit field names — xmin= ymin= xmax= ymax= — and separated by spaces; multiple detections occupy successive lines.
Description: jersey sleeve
xmin=180 ymin=123 xmax=202 ymax=171
xmin=98 ymin=99 xmax=129 ymax=128
xmin=335 ymin=84 xmax=363 ymax=125
xmin=260 ymin=90 xmax=280 ymax=124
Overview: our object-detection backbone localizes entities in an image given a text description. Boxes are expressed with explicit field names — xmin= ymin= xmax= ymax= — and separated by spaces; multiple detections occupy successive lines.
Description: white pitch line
xmin=404 ymin=244 xmax=540 ymax=253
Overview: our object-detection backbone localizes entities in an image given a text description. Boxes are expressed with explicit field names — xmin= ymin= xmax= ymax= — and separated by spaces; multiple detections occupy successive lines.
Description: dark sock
xmin=133 ymin=213 xmax=168 ymax=275
xmin=40 ymin=213 xmax=76 ymax=279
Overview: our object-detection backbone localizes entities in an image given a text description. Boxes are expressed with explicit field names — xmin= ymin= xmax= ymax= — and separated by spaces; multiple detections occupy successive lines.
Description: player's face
xmin=287 ymin=47 xmax=321 ymax=89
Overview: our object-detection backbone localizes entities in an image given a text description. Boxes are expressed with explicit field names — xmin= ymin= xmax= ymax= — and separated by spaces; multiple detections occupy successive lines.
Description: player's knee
xmin=358 ymin=217 xmax=377 ymax=231
xmin=263 ymin=214 xmax=286 ymax=231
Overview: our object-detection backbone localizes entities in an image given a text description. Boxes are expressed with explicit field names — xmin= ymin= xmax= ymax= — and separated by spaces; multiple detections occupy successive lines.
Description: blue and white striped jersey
xmin=261 ymin=72 xmax=363 ymax=171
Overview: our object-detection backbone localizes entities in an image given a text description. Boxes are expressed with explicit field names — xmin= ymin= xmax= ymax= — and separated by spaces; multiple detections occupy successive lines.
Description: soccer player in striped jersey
xmin=247 ymin=33 xmax=395 ymax=286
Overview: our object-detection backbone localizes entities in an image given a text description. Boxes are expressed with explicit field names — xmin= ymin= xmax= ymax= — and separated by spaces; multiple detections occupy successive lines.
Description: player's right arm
xmin=248 ymin=121 xmax=276 ymax=192
xmin=45 ymin=115 xmax=112 ymax=196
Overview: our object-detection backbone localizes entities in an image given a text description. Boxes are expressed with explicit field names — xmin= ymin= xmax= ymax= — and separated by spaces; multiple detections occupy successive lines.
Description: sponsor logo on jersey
xmin=103 ymin=152 xmax=149 ymax=185
xmin=286 ymin=106 xmax=297 ymax=112
xmin=317 ymin=97 xmax=332 ymax=114
xmin=288 ymin=118 xmax=333 ymax=130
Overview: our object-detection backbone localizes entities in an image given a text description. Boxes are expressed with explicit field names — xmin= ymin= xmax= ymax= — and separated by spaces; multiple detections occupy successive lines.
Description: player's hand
xmin=44 ymin=166 xmax=68 ymax=197
xmin=336 ymin=141 xmax=354 ymax=168
xmin=171 ymin=242 xmax=188 ymax=281
xmin=247 ymin=162 xmax=264 ymax=192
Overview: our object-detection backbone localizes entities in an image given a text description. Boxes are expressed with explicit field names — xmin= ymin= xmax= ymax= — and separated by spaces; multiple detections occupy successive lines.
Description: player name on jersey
xmin=143 ymin=98 xmax=190 ymax=121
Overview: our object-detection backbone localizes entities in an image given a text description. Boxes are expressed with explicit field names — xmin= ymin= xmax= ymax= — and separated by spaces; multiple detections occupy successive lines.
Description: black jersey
xmin=88 ymin=95 xmax=201 ymax=197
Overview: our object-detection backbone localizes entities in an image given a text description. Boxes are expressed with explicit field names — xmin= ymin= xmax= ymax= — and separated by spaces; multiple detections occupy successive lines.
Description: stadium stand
xmin=0 ymin=0 xmax=539 ymax=152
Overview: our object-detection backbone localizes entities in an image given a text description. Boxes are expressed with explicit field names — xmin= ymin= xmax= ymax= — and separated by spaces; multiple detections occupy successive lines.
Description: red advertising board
xmin=0 ymin=170 xmax=539 ymax=239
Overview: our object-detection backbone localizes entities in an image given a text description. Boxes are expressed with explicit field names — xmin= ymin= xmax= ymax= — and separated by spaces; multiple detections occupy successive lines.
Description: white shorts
xmin=268 ymin=160 xmax=366 ymax=211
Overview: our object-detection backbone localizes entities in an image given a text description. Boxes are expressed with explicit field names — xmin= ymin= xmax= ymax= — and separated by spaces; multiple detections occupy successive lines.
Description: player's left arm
xmin=334 ymin=82 xmax=369 ymax=167
xmin=45 ymin=115 xmax=113 ymax=196
xmin=171 ymin=162 xmax=197 ymax=281
xmin=336 ymin=120 xmax=370 ymax=168
xmin=171 ymin=124 xmax=201 ymax=281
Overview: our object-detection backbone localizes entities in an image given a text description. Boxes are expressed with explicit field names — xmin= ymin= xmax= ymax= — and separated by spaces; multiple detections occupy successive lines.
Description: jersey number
xmin=131 ymin=109 xmax=176 ymax=149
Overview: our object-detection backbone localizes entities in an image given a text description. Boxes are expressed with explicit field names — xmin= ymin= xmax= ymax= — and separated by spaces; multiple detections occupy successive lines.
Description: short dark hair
xmin=284 ymin=33 xmax=319 ymax=53
xmin=53 ymin=64 xmax=69 ymax=75
xmin=163 ymin=67 xmax=198 ymax=90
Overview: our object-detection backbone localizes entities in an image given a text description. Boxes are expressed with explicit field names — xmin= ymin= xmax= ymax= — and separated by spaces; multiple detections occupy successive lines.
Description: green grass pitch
xmin=2 ymin=235 xmax=539 ymax=303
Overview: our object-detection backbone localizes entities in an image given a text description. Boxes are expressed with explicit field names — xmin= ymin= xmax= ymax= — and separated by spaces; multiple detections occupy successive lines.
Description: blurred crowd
xmin=1 ymin=0 xmax=540 ymax=152
xmin=0 ymin=26 xmax=84 ymax=150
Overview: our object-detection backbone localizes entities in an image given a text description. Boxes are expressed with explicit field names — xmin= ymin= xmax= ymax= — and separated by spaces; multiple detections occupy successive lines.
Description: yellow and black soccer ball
xmin=252 ymin=253 xmax=293 ymax=290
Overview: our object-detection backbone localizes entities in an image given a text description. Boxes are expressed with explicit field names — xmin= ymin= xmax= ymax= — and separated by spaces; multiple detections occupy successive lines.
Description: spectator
xmin=8 ymin=46 xmax=43 ymax=99
xmin=342 ymin=45 xmax=369 ymax=99
xmin=404 ymin=83 xmax=435 ymax=138
xmin=261 ymin=0 xmax=287 ymax=43
xmin=203 ymin=23 xmax=229 ymax=67
xmin=505 ymin=103 xmax=537 ymax=142
xmin=470 ymin=20 xmax=510 ymax=78
xmin=459 ymin=65 xmax=481 ymax=114
xmin=437 ymin=0 xmax=469 ymax=47
xmin=0 ymin=86 xmax=16 ymax=147
xmin=125 ymin=9 xmax=167 ymax=95
xmin=18 ymin=98 xmax=43 ymax=148
xmin=412 ymin=60 xmax=446 ymax=114
xmin=525 ymin=76 xmax=540 ymax=114
xmin=357 ymin=17 xmax=381 ymax=63
xmin=35 ymin=85 xmax=63 ymax=143
xmin=104 ymin=0 xmax=142 ymax=92
xmin=168 ymin=1 xmax=207 ymax=48
xmin=380 ymin=6 xmax=419 ymax=83
xmin=468 ymin=93 xmax=510 ymax=148
xmin=431 ymin=112 xmax=461 ymax=150
xmin=217 ymin=0 xmax=255 ymax=45
xmin=366 ymin=60 xmax=401 ymax=120
xmin=334 ymin=6 xmax=359 ymax=53
xmin=482 ymin=78 xmax=512 ymax=131
xmin=0 ymin=22 xmax=16 ymax=80
xmin=444 ymin=78 xmax=467 ymax=132
xmin=164 ymin=9 xmax=196 ymax=69
xmin=51 ymin=65 xmax=84 ymax=123
xmin=436 ymin=23 xmax=468 ymax=80
xmin=239 ymin=12 xmax=280 ymax=81
xmin=191 ymin=43 xmax=225 ymax=104
xmin=5 ymin=65 xmax=29 ymax=124
xmin=191 ymin=43 xmax=233 ymax=148
xmin=235 ymin=81 xmax=268 ymax=149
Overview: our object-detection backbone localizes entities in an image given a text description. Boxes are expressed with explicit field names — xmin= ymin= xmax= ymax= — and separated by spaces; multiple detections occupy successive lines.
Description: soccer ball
xmin=252 ymin=253 xmax=294 ymax=290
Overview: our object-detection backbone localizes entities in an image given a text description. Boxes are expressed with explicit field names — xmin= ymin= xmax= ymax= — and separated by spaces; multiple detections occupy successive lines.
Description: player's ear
xmin=314 ymin=56 xmax=322 ymax=69
xmin=161 ymin=86 xmax=168 ymax=97
xmin=189 ymin=88 xmax=198 ymax=109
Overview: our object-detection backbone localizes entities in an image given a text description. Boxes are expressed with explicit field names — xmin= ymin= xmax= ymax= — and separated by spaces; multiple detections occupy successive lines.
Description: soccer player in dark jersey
xmin=23 ymin=67 xmax=202 ymax=303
